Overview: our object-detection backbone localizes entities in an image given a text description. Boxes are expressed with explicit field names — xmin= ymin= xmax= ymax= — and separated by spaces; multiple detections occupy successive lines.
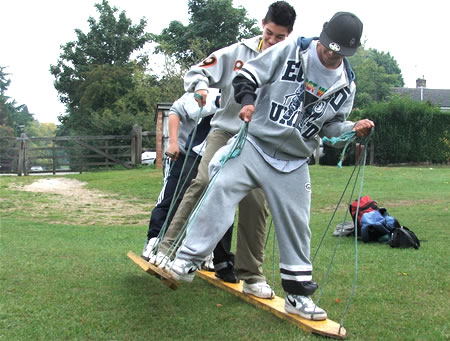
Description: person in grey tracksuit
xmin=158 ymin=1 xmax=297 ymax=292
xmin=171 ymin=11 xmax=374 ymax=320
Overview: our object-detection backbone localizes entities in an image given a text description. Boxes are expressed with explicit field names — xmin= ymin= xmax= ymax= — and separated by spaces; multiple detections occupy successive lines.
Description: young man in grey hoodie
xmin=168 ymin=12 xmax=374 ymax=321
xmin=154 ymin=1 xmax=297 ymax=298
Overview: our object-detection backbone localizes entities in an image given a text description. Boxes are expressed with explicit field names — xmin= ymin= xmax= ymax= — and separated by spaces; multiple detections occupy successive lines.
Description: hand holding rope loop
xmin=322 ymin=128 xmax=374 ymax=168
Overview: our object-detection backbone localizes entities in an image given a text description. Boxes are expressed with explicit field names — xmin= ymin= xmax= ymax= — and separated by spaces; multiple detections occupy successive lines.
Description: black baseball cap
xmin=319 ymin=12 xmax=363 ymax=56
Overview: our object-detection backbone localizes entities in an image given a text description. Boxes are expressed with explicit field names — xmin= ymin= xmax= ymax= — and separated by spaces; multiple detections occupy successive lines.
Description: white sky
xmin=1 ymin=0 xmax=448 ymax=124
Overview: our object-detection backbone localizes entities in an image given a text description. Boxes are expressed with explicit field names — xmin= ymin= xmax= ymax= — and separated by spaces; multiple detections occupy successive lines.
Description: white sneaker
xmin=285 ymin=294 xmax=327 ymax=321
xmin=142 ymin=237 xmax=159 ymax=261
xmin=149 ymin=251 xmax=170 ymax=267
xmin=166 ymin=258 xmax=198 ymax=282
xmin=201 ymin=253 xmax=214 ymax=271
xmin=243 ymin=281 xmax=275 ymax=299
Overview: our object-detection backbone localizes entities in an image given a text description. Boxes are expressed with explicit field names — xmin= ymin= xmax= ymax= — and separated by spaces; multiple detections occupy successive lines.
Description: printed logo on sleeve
xmin=199 ymin=56 xmax=217 ymax=68
xmin=233 ymin=60 xmax=244 ymax=71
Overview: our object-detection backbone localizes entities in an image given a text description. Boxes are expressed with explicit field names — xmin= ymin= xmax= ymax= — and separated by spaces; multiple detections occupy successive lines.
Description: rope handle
xmin=194 ymin=93 xmax=204 ymax=107
xmin=219 ymin=122 xmax=248 ymax=163
xmin=322 ymin=128 xmax=374 ymax=168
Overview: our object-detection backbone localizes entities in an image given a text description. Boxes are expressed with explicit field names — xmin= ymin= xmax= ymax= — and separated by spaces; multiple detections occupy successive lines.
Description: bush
xmin=359 ymin=96 xmax=449 ymax=164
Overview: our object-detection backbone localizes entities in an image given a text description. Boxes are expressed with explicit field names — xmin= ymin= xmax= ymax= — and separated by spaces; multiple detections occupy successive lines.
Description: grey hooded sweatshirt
xmin=184 ymin=36 xmax=262 ymax=135
xmin=233 ymin=37 xmax=356 ymax=161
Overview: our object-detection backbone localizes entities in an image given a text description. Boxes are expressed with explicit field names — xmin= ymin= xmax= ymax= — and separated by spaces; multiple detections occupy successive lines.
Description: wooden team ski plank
xmin=127 ymin=251 xmax=178 ymax=290
xmin=127 ymin=251 xmax=345 ymax=339
xmin=196 ymin=269 xmax=346 ymax=339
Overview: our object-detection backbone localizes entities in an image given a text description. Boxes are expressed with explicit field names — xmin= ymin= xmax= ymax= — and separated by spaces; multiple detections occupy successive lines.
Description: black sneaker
xmin=215 ymin=267 xmax=239 ymax=283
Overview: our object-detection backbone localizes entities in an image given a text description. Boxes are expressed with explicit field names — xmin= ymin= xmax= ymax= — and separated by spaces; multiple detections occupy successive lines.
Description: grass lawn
xmin=1 ymin=165 xmax=449 ymax=340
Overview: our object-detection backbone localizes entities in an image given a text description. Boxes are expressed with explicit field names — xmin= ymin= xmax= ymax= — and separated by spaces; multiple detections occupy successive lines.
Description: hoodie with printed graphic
xmin=184 ymin=36 xmax=262 ymax=135
xmin=233 ymin=37 xmax=356 ymax=161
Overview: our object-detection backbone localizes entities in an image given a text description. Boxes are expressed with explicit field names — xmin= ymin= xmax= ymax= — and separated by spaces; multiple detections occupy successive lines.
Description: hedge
xmin=320 ymin=96 xmax=450 ymax=165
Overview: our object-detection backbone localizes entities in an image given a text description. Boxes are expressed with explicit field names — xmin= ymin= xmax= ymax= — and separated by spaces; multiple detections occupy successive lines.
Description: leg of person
xmin=147 ymin=155 xmax=186 ymax=238
xmin=142 ymin=156 xmax=184 ymax=259
xmin=212 ymin=225 xmax=238 ymax=283
xmin=235 ymin=187 xmax=272 ymax=297
xmin=157 ymin=130 xmax=232 ymax=257
xmin=145 ymin=153 xmax=200 ymax=262
xmin=163 ymin=153 xmax=201 ymax=230
xmin=169 ymin=146 xmax=258 ymax=282
xmin=263 ymin=162 xmax=327 ymax=321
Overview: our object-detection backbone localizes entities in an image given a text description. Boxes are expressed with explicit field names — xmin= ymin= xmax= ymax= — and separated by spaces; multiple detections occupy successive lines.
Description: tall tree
xmin=50 ymin=0 xmax=154 ymax=135
xmin=349 ymin=47 xmax=404 ymax=108
xmin=0 ymin=67 xmax=12 ymax=127
xmin=0 ymin=66 xmax=34 ymax=134
xmin=154 ymin=0 xmax=261 ymax=69
xmin=0 ymin=66 xmax=11 ymax=96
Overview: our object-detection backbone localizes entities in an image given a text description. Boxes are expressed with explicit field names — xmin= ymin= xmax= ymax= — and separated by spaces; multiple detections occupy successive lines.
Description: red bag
xmin=349 ymin=196 xmax=379 ymax=235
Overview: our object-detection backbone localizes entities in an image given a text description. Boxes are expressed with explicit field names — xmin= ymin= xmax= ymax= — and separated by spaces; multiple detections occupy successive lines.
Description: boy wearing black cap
xmin=168 ymin=12 xmax=374 ymax=321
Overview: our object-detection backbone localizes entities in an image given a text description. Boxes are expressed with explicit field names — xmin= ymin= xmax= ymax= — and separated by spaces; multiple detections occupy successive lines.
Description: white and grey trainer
xmin=141 ymin=237 xmax=159 ymax=261
xmin=149 ymin=251 xmax=171 ymax=268
xmin=284 ymin=294 xmax=327 ymax=321
xmin=243 ymin=281 xmax=275 ymax=299
xmin=201 ymin=253 xmax=215 ymax=272
xmin=166 ymin=258 xmax=198 ymax=282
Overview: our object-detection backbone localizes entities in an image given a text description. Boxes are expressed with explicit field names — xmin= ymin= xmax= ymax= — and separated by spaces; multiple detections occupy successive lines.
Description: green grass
xmin=1 ymin=165 xmax=449 ymax=340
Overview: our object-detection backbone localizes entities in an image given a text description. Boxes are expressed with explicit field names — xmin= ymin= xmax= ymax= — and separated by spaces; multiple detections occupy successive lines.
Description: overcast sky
xmin=1 ymin=0 xmax=448 ymax=124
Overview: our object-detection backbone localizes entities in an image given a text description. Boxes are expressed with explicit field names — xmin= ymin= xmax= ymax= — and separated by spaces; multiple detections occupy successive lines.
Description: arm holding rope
xmin=352 ymin=119 xmax=374 ymax=137
xmin=194 ymin=89 xmax=208 ymax=107
xmin=239 ymin=104 xmax=255 ymax=122
xmin=166 ymin=114 xmax=181 ymax=160
xmin=233 ymin=71 xmax=258 ymax=123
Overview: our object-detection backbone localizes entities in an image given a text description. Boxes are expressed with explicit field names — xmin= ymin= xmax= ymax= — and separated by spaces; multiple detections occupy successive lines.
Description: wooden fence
xmin=0 ymin=125 xmax=156 ymax=176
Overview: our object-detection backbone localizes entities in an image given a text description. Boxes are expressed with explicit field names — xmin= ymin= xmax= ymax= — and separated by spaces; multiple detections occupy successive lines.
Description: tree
xmin=349 ymin=47 xmax=404 ymax=108
xmin=153 ymin=0 xmax=261 ymax=69
xmin=0 ymin=66 xmax=35 ymax=134
xmin=50 ymin=0 xmax=151 ymax=107
xmin=25 ymin=121 xmax=57 ymax=137
xmin=50 ymin=0 xmax=154 ymax=136
xmin=0 ymin=66 xmax=11 ymax=95
xmin=86 ymin=65 xmax=162 ymax=135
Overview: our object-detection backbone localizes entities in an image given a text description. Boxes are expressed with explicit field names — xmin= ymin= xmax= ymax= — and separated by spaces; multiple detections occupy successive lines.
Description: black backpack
xmin=389 ymin=226 xmax=420 ymax=249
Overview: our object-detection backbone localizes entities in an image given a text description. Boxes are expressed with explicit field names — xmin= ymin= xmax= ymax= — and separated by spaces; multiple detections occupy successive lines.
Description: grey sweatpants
xmin=159 ymin=129 xmax=269 ymax=282
xmin=177 ymin=141 xmax=314 ymax=294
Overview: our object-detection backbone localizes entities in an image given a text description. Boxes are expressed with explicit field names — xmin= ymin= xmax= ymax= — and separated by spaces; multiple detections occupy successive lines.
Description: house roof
xmin=392 ymin=87 xmax=450 ymax=108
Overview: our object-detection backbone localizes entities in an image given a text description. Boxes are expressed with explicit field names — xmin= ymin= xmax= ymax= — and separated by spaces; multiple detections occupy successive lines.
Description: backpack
xmin=359 ymin=207 xmax=400 ymax=243
xmin=389 ymin=226 xmax=420 ymax=249
xmin=349 ymin=196 xmax=379 ymax=236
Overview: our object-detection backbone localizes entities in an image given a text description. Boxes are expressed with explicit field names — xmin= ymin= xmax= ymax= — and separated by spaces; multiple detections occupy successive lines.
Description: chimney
xmin=416 ymin=77 xmax=426 ymax=88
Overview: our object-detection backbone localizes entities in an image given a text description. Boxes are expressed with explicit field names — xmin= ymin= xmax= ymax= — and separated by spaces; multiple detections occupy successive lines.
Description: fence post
xmin=131 ymin=124 xmax=142 ymax=166
xmin=155 ymin=108 xmax=163 ymax=169
xmin=105 ymin=140 xmax=109 ymax=169
xmin=315 ymin=145 xmax=321 ymax=165
xmin=52 ymin=138 xmax=56 ymax=175
xmin=23 ymin=133 xmax=29 ymax=176
xmin=369 ymin=141 xmax=375 ymax=165
xmin=355 ymin=143 xmax=364 ymax=164
xmin=17 ymin=133 xmax=27 ymax=176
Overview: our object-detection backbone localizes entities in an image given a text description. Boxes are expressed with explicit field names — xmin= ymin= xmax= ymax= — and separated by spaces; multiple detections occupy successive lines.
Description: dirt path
xmin=10 ymin=178 xmax=150 ymax=226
